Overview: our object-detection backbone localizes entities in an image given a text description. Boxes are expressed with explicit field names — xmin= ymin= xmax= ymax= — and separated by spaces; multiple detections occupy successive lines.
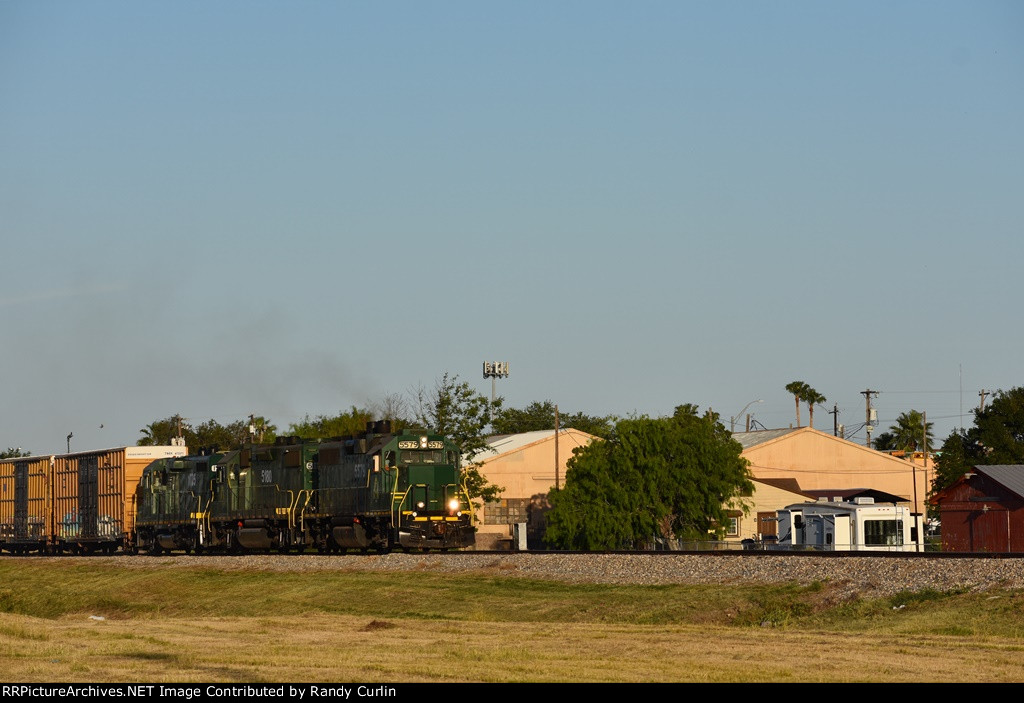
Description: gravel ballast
xmin=44 ymin=552 xmax=1024 ymax=599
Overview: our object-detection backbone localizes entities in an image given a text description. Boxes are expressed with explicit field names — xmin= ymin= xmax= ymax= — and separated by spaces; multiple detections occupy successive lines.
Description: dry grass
xmin=4 ymin=612 xmax=1024 ymax=683
xmin=2 ymin=560 xmax=1024 ymax=682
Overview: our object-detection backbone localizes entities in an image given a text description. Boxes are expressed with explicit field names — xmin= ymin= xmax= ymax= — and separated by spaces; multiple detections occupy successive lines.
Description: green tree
xmin=194 ymin=417 xmax=277 ymax=449
xmin=559 ymin=411 xmax=616 ymax=439
xmin=491 ymin=400 xmax=616 ymax=439
xmin=190 ymin=419 xmax=237 ymax=451
xmin=1 ymin=447 xmax=30 ymax=459
xmin=785 ymin=381 xmax=809 ymax=427
xmin=412 ymin=373 xmax=504 ymax=503
xmin=138 ymin=415 xmax=277 ymax=450
xmin=873 ymin=410 xmax=933 ymax=452
xmin=545 ymin=404 xmax=751 ymax=550
xmin=138 ymin=415 xmax=189 ymax=446
xmin=933 ymin=387 xmax=1024 ymax=494
xmin=289 ymin=407 xmax=375 ymax=440
xmin=933 ymin=428 xmax=974 ymax=494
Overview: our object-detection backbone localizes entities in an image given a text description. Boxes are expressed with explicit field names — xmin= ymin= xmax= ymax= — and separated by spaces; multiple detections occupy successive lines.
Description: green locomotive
xmin=134 ymin=422 xmax=476 ymax=553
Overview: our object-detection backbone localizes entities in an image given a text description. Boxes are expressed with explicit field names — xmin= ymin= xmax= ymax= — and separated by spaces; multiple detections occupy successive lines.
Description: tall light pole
xmin=730 ymin=400 xmax=762 ymax=433
xmin=482 ymin=361 xmax=509 ymax=424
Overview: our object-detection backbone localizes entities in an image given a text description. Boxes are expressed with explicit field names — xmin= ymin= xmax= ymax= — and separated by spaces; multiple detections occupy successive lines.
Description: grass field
xmin=1 ymin=560 xmax=1023 ymax=683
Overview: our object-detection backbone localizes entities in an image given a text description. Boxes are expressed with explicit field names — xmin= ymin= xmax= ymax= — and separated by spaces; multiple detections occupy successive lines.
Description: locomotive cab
xmin=388 ymin=432 xmax=475 ymax=550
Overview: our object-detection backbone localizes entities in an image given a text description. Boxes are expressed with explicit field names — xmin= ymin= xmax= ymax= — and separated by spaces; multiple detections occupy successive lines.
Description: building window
xmin=727 ymin=516 xmax=740 ymax=537
xmin=864 ymin=519 xmax=903 ymax=546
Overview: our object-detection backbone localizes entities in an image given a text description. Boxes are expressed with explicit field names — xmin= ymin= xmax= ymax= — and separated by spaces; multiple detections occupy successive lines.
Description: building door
xmin=757 ymin=512 xmax=777 ymax=537
xmin=970 ymin=508 xmax=1010 ymax=553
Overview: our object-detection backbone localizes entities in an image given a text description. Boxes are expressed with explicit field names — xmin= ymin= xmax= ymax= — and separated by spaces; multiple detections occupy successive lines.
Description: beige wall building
xmin=471 ymin=429 xmax=599 ymax=549
xmin=471 ymin=426 xmax=928 ymax=548
xmin=726 ymin=478 xmax=814 ymax=544
xmin=733 ymin=427 xmax=930 ymax=515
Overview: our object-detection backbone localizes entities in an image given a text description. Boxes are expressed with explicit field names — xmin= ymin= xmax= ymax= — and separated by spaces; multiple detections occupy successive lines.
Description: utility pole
xmin=861 ymin=389 xmax=878 ymax=447
xmin=909 ymin=409 xmax=928 ymax=552
xmin=923 ymin=410 xmax=930 ymax=527
xmin=554 ymin=405 xmax=560 ymax=491
xmin=828 ymin=403 xmax=839 ymax=437
xmin=978 ymin=389 xmax=990 ymax=413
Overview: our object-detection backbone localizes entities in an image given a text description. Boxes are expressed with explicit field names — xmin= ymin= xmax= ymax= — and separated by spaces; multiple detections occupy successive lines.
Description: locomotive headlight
xmin=416 ymin=501 xmax=425 ymax=509
xmin=448 ymin=499 xmax=460 ymax=512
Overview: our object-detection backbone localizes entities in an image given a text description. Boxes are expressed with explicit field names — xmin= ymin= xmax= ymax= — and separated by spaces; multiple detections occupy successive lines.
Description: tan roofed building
xmin=470 ymin=429 xmax=599 ymax=549
xmin=733 ymin=427 xmax=929 ymax=515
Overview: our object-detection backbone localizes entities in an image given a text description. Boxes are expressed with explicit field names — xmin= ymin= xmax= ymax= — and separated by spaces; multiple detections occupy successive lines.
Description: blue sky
xmin=2 ymin=1 xmax=1021 ymax=455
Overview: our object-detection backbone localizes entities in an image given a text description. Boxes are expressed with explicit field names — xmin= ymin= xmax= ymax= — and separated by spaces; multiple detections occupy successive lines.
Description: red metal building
xmin=930 ymin=465 xmax=1024 ymax=553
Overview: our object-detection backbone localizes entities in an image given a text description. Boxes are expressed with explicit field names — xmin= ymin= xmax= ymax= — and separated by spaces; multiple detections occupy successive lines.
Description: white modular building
xmin=775 ymin=497 xmax=924 ymax=552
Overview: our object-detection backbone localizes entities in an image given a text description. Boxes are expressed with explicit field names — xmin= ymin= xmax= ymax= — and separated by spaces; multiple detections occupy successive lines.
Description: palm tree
xmin=785 ymin=381 xmax=809 ymax=427
xmin=877 ymin=410 xmax=933 ymax=452
xmin=137 ymin=415 xmax=187 ymax=446
xmin=802 ymin=387 xmax=826 ymax=429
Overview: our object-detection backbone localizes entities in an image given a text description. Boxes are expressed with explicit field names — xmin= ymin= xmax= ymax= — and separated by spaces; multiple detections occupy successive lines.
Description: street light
xmin=730 ymin=400 xmax=762 ymax=433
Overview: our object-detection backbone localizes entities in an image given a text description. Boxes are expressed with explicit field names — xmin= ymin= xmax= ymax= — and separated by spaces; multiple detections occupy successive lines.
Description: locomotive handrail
xmin=245 ymin=484 xmax=294 ymax=518
xmin=459 ymin=478 xmax=475 ymax=523
xmin=286 ymin=489 xmax=297 ymax=530
xmin=184 ymin=488 xmax=213 ymax=549
xmin=199 ymin=492 xmax=213 ymax=546
xmin=294 ymin=489 xmax=313 ymax=533
xmin=390 ymin=469 xmax=403 ymax=539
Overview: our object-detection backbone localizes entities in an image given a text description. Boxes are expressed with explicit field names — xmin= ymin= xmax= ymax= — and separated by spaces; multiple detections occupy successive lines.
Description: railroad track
xmin=11 ymin=549 xmax=1024 ymax=598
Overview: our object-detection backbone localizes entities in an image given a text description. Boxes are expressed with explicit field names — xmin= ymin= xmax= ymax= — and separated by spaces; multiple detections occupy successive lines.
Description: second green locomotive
xmin=134 ymin=421 xmax=476 ymax=553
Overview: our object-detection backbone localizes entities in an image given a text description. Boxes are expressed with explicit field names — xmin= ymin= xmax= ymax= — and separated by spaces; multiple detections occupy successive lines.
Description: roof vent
xmin=853 ymin=497 xmax=875 ymax=505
